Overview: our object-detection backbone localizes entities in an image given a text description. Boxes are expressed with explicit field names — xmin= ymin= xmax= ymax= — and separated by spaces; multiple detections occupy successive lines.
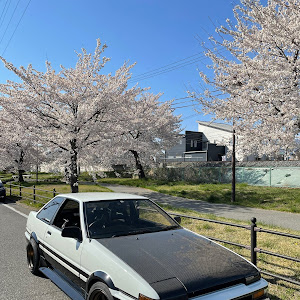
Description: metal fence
xmin=5 ymin=183 xmax=300 ymax=287
xmin=6 ymin=183 xmax=57 ymax=205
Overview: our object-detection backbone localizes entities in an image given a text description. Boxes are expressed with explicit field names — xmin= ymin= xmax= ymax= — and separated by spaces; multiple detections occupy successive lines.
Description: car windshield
xmin=84 ymin=199 xmax=180 ymax=239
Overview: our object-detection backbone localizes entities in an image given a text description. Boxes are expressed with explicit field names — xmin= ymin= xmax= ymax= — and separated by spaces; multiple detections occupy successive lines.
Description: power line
xmin=0 ymin=0 xmax=10 ymax=25
xmin=182 ymin=113 xmax=199 ymax=120
xmin=0 ymin=0 xmax=11 ymax=31
xmin=172 ymin=96 xmax=191 ymax=102
xmin=128 ymin=47 xmax=226 ymax=83
xmin=172 ymin=103 xmax=198 ymax=109
xmin=2 ymin=0 xmax=31 ymax=56
xmin=130 ymin=51 xmax=204 ymax=80
xmin=171 ymin=98 xmax=196 ymax=105
xmin=0 ymin=0 xmax=22 ymax=45
xmin=129 ymin=55 xmax=208 ymax=83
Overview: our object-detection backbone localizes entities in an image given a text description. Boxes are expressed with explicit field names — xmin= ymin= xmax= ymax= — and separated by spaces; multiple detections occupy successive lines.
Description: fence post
xmin=19 ymin=185 xmax=22 ymax=197
xmin=251 ymin=217 xmax=257 ymax=266
xmin=53 ymin=188 xmax=56 ymax=197
xmin=33 ymin=185 xmax=36 ymax=203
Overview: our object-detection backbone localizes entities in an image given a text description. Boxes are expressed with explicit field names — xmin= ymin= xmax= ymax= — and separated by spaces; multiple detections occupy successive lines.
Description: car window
xmin=52 ymin=199 xmax=80 ymax=229
xmin=85 ymin=199 xmax=180 ymax=239
xmin=0 ymin=182 xmax=4 ymax=188
xmin=37 ymin=197 xmax=64 ymax=224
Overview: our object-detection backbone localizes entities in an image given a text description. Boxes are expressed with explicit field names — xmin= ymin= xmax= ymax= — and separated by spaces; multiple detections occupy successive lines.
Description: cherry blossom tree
xmin=111 ymin=92 xmax=182 ymax=178
xmin=0 ymin=39 xmax=142 ymax=192
xmin=0 ymin=109 xmax=39 ymax=181
xmin=192 ymin=0 xmax=300 ymax=157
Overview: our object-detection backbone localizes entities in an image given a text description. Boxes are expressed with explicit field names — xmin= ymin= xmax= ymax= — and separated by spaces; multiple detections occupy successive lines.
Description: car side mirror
xmin=174 ymin=216 xmax=181 ymax=224
xmin=61 ymin=226 xmax=82 ymax=242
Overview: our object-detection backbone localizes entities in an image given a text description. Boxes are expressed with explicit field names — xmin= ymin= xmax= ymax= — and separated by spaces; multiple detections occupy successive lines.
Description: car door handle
xmin=47 ymin=231 xmax=52 ymax=235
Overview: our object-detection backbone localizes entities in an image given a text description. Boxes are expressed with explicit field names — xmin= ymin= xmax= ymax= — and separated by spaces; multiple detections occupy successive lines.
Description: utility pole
xmin=231 ymin=128 xmax=236 ymax=203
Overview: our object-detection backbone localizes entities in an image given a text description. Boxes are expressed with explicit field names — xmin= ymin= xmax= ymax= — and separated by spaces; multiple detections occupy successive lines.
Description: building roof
xmin=197 ymin=121 xmax=233 ymax=133
xmin=56 ymin=192 xmax=147 ymax=202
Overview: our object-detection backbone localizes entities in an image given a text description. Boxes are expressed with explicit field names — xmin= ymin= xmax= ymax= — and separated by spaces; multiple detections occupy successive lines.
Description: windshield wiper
xmin=112 ymin=226 xmax=179 ymax=237
xmin=162 ymin=225 xmax=179 ymax=230
xmin=111 ymin=230 xmax=144 ymax=238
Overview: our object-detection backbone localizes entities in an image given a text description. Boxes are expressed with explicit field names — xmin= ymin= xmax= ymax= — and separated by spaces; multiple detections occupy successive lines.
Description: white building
xmin=197 ymin=121 xmax=264 ymax=161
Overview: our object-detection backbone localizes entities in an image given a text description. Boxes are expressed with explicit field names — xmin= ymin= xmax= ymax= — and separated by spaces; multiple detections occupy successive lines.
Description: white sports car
xmin=25 ymin=192 xmax=269 ymax=300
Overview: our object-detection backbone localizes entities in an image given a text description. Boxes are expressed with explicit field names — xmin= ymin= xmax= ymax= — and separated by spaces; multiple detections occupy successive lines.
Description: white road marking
xmin=1 ymin=203 xmax=28 ymax=218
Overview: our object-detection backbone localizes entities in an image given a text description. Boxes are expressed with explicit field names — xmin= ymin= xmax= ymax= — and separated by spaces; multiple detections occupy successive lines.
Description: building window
xmin=191 ymin=140 xmax=193 ymax=147
xmin=194 ymin=140 xmax=197 ymax=147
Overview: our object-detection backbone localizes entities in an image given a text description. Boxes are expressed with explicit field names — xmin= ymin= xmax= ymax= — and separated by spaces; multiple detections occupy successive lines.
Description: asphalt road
xmin=0 ymin=202 xmax=69 ymax=300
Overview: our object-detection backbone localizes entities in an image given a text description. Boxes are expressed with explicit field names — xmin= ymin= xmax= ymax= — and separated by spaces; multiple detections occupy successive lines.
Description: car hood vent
xmin=97 ymin=229 xmax=259 ymax=297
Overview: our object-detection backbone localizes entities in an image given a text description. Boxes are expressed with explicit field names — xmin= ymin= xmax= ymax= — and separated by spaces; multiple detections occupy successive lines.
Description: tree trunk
xmin=18 ymin=148 xmax=25 ymax=182
xmin=70 ymin=139 xmax=79 ymax=193
xmin=18 ymin=169 xmax=25 ymax=182
xmin=130 ymin=150 xmax=146 ymax=179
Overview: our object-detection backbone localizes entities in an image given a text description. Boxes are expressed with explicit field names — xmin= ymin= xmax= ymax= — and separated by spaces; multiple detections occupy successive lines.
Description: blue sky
xmin=0 ymin=0 xmax=237 ymax=131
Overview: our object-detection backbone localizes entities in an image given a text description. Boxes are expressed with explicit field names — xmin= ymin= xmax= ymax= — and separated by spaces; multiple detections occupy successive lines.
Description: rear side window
xmin=53 ymin=199 xmax=80 ymax=229
xmin=0 ymin=182 xmax=4 ymax=187
xmin=37 ymin=197 xmax=64 ymax=223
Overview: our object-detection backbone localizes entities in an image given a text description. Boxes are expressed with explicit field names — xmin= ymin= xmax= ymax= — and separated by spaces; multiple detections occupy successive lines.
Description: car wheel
xmin=26 ymin=238 xmax=40 ymax=275
xmin=88 ymin=282 xmax=113 ymax=300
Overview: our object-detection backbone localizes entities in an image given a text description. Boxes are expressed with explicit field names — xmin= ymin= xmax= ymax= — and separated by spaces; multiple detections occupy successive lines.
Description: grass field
xmin=98 ymin=178 xmax=300 ymax=213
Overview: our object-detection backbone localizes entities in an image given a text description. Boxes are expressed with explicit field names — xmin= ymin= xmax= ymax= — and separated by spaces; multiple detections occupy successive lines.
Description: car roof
xmin=56 ymin=192 xmax=148 ymax=202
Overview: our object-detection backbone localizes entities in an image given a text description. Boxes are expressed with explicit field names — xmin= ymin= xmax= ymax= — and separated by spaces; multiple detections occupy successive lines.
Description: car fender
xmin=81 ymin=239 xmax=159 ymax=299
xmin=30 ymin=232 xmax=39 ymax=244
xmin=86 ymin=271 xmax=116 ymax=292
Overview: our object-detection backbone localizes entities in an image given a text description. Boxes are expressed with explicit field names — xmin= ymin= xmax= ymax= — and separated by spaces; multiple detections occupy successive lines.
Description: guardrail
xmin=5 ymin=182 xmax=300 ymax=287
xmin=6 ymin=183 xmax=56 ymax=205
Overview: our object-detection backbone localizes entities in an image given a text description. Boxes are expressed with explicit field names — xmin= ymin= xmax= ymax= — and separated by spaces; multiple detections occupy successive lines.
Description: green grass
xmin=0 ymin=171 xmax=14 ymax=183
xmin=98 ymin=178 xmax=300 ymax=213
xmin=30 ymin=172 xmax=63 ymax=182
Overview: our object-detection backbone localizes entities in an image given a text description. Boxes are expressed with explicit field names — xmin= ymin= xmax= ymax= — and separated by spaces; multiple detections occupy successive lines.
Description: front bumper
xmin=190 ymin=278 xmax=268 ymax=300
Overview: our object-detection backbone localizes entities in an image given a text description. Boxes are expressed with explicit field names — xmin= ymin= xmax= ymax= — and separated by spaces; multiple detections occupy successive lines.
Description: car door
xmin=42 ymin=198 xmax=84 ymax=287
xmin=34 ymin=196 xmax=64 ymax=242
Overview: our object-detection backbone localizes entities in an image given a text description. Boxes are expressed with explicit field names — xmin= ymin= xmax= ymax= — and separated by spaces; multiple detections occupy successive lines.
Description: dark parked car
xmin=0 ymin=181 xmax=6 ymax=201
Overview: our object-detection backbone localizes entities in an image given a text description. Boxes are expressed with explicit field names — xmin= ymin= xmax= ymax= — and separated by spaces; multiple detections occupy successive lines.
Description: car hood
xmin=97 ymin=229 xmax=259 ymax=298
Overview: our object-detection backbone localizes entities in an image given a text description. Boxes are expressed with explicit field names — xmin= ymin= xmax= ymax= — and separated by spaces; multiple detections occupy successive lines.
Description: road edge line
xmin=1 ymin=203 xmax=28 ymax=218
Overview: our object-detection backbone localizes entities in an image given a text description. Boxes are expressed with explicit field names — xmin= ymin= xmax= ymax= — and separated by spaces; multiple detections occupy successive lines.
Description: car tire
xmin=26 ymin=238 xmax=40 ymax=275
xmin=88 ymin=282 xmax=114 ymax=300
